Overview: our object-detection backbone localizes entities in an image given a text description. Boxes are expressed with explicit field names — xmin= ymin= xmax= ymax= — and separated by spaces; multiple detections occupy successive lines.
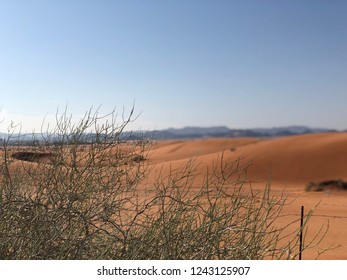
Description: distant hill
xmin=0 ymin=126 xmax=340 ymax=143
xmin=149 ymin=125 xmax=338 ymax=139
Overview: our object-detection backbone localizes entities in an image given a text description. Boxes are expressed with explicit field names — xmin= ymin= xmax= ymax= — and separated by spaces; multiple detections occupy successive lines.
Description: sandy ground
xmin=1 ymin=133 xmax=347 ymax=259
xmin=147 ymin=133 xmax=347 ymax=259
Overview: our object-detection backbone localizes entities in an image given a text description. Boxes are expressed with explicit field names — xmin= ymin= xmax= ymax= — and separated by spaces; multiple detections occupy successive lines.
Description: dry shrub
xmin=306 ymin=180 xmax=347 ymax=192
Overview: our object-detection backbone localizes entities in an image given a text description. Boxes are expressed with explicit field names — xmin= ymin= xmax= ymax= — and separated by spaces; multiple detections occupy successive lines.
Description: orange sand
xmin=147 ymin=133 xmax=347 ymax=259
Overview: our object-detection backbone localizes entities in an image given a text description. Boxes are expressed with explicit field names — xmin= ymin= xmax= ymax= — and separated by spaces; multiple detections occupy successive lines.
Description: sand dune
xmin=150 ymin=138 xmax=260 ymax=163
xmin=148 ymin=133 xmax=347 ymax=259
xmin=149 ymin=133 xmax=347 ymax=185
xmin=234 ymin=132 xmax=347 ymax=184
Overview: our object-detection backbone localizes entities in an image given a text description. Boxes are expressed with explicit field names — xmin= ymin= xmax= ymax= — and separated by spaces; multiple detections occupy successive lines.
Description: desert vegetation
xmin=0 ymin=108 xmax=329 ymax=259
xmin=306 ymin=180 xmax=347 ymax=192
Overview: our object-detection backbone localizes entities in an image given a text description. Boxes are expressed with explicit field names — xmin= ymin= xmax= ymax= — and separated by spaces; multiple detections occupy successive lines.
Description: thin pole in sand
xmin=299 ymin=205 xmax=304 ymax=260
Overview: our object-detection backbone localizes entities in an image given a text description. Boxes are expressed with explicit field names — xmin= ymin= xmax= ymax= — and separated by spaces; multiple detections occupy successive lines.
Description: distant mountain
xmin=151 ymin=126 xmax=231 ymax=139
xmin=0 ymin=126 xmax=340 ymax=143
xmin=150 ymin=125 xmax=338 ymax=139
xmin=250 ymin=126 xmax=334 ymax=135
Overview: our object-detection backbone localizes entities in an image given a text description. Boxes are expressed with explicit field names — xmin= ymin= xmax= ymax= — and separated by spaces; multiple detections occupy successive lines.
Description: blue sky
xmin=1 ymin=0 xmax=346 ymax=132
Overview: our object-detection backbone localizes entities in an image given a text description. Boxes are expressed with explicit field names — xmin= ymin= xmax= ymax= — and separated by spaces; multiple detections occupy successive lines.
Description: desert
xmin=1 ymin=131 xmax=347 ymax=259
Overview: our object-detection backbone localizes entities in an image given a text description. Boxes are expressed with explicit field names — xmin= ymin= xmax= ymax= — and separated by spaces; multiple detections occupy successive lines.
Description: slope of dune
xmin=150 ymin=138 xmax=260 ymax=163
xmin=148 ymin=133 xmax=347 ymax=259
xmin=233 ymin=132 xmax=347 ymax=184
xmin=150 ymin=133 xmax=347 ymax=186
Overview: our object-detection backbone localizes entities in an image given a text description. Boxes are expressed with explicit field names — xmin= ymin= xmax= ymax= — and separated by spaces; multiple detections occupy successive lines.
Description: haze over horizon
xmin=1 ymin=0 xmax=346 ymax=133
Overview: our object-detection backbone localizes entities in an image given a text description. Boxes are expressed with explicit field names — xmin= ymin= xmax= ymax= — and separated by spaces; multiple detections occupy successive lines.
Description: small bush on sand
xmin=0 ymin=108 xmax=328 ymax=259
xmin=306 ymin=180 xmax=347 ymax=192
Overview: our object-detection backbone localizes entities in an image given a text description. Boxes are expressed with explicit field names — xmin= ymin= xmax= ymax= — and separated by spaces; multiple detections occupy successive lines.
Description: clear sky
xmin=1 ymin=0 xmax=346 ymax=133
